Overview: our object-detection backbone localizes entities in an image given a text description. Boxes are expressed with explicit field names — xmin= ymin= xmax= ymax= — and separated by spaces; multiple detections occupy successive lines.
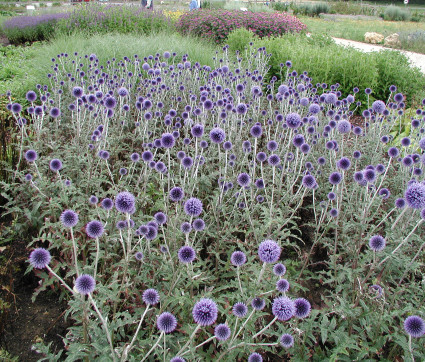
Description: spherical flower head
xmin=135 ymin=251 xmax=144 ymax=261
xmin=388 ymin=147 xmax=400 ymax=158
xmin=157 ymin=312 xmax=177 ymax=334
xmin=419 ymin=138 xmax=425 ymax=150
xmin=72 ymin=86 xmax=84 ymax=98
xmin=280 ymin=333 xmax=294 ymax=348
xmin=294 ymin=298 xmax=311 ymax=319
xmin=60 ymin=209 xmax=79 ymax=228
xmin=395 ymin=198 xmax=406 ymax=208
xmin=364 ymin=169 xmax=377 ymax=183
xmin=154 ymin=212 xmax=167 ymax=225
xmin=170 ymin=187 xmax=184 ymax=202
xmin=49 ymin=159 xmax=63 ymax=172
xmin=191 ymin=124 xmax=204 ymax=138
xmin=248 ymin=353 xmax=263 ymax=362
xmin=184 ymin=197 xmax=203 ymax=217
xmin=86 ymin=220 xmax=104 ymax=238
xmin=231 ymin=251 xmax=246 ymax=266
xmin=268 ymin=154 xmax=281 ymax=167
xmin=29 ymin=248 xmax=51 ymax=269
xmin=258 ymin=240 xmax=281 ymax=264
xmin=170 ymin=358 xmax=185 ymax=362
xmin=49 ymin=107 xmax=61 ymax=118
xmin=272 ymin=296 xmax=295 ymax=321
xmin=161 ymin=132 xmax=175 ymax=148
xmin=214 ymin=323 xmax=231 ymax=341
xmin=115 ymin=191 xmax=135 ymax=213
xmin=337 ymin=157 xmax=351 ymax=171
xmin=180 ymin=222 xmax=192 ymax=234
xmin=117 ymin=87 xmax=128 ymax=97
xmin=145 ymin=226 xmax=158 ymax=241
xmin=101 ymin=198 xmax=113 ymax=210
xmin=178 ymin=246 xmax=196 ymax=263
xmin=405 ymin=182 xmax=425 ymax=209
xmin=286 ymin=112 xmax=301 ymax=129
xmin=273 ymin=263 xmax=286 ymax=276
xmin=237 ymin=173 xmax=251 ymax=187
xmin=250 ymin=125 xmax=263 ymax=138
xmin=369 ymin=235 xmax=386 ymax=252
xmin=329 ymin=208 xmax=339 ymax=218
xmin=372 ymin=100 xmax=386 ymax=114
xmin=276 ymin=279 xmax=290 ymax=293
xmin=193 ymin=298 xmax=218 ymax=326
xmin=329 ymin=172 xmax=342 ymax=185
xmin=210 ymin=127 xmax=226 ymax=144
xmin=251 ymin=297 xmax=266 ymax=311
xmin=26 ymin=90 xmax=37 ymax=102
xmin=75 ymin=274 xmax=95 ymax=295
xmin=143 ymin=288 xmax=160 ymax=305
xmin=104 ymin=96 xmax=117 ymax=109
xmin=337 ymin=120 xmax=351 ymax=134
xmin=192 ymin=219 xmax=205 ymax=231
xmin=25 ymin=150 xmax=38 ymax=162
xmin=302 ymin=174 xmax=317 ymax=189
xmin=142 ymin=150 xmax=153 ymax=162
xmin=233 ymin=302 xmax=248 ymax=318
xmin=404 ymin=316 xmax=425 ymax=338
xmin=89 ymin=195 xmax=98 ymax=205
xmin=25 ymin=173 xmax=32 ymax=181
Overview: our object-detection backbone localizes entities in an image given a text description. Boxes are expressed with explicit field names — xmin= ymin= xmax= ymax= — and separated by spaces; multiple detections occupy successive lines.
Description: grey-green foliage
xmin=383 ymin=5 xmax=411 ymax=21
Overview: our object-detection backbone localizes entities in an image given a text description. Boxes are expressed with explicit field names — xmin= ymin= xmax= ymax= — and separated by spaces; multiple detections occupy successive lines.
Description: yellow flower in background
xmin=163 ymin=10 xmax=186 ymax=22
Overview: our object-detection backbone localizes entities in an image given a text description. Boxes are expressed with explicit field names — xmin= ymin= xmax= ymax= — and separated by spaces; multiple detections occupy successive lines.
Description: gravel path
xmin=332 ymin=37 xmax=425 ymax=75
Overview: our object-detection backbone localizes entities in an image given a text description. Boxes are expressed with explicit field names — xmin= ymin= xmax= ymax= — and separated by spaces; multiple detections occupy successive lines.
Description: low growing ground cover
xmin=1 ymin=41 xmax=425 ymax=360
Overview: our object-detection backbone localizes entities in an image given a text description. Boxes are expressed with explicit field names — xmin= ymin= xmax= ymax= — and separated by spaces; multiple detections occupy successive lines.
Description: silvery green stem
xmin=181 ymin=336 xmax=216 ymax=356
xmin=379 ymin=219 xmax=423 ymax=267
xmin=94 ymin=237 xmax=100 ymax=281
xmin=121 ymin=305 xmax=151 ymax=361
xmin=70 ymin=227 xmax=80 ymax=276
xmin=256 ymin=262 xmax=267 ymax=286
xmin=252 ymin=316 xmax=277 ymax=339
xmin=88 ymin=294 xmax=117 ymax=362
xmin=236 ymin=266 xmax=243 ymax=296
xmin=29 ymin=180 xmax=47 ymax=198
xmin=141 ymin=332 xmax=164 ymax=362
xmin=176 ymin=324 xmax=201 ymax=356
xmin=46 ymin=265 xmax=75 ymax=294
xmin=231 ymin=308 xmax=255 ymax=343
xmin=408 ymin=335 xmax=415 ymax=362
xmin=391 ymin=207 xmax=410 ymax=230
xmin=398 ymin=239 xmax=425 ymax=286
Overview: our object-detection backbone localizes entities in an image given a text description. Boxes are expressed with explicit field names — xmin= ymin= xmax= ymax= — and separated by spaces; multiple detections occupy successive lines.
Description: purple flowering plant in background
xmin=4 ymin=38 xmax=425 ymax=361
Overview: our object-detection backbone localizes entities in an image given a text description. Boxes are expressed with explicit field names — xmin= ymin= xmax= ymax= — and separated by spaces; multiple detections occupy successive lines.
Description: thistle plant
xmin=3 ymin=43 xmax=425 ymax=360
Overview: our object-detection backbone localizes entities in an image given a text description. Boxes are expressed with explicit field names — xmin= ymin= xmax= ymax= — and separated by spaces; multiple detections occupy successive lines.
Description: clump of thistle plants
xmin=2 ymin=44 xmax=425 ymax=360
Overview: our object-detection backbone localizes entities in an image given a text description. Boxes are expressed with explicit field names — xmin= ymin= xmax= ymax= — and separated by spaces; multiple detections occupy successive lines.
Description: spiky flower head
xmin=280 ymin=333 xmax=294 ymax=348
xmin=29 ymin=248 xmax=51 ymax=269
xmin=258 ymin=240 xmax=281 ymax=263
xmin=75 ymin=274 xmax=95 ymax=295
xmin=115 ymin=192 xmax=135 ymax=213
xmin=142 ymin=288 xmax=160 ymax=305
xmin=294 ymin=298 xmax=311 ymax=319
xmin=404 ymin=316 xmax=425 ymax=338
xmin=60 ymin=209 xmax=79 ymax=228
xmin=184 ymin=197 xmax=203 ymax=217
xmin=272 ymin=296 xmax=295 ymax=321
xmin=192 ymin=298 xmax=218 ymax=326
xmin=405 ymin=182 xmax=425 ymax=209
xmin=214 ymin=323 xmax=231 ymax=341
xmin=157 ymin=312 xmax=177 ymax=334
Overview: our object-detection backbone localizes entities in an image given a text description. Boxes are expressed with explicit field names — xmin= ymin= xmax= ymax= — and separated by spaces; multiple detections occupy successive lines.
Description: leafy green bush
xmin=329 ymin=1 xmax=378 ymax=16
xmin=383 ymin=5 xmax=411 ymax=21
xmin=201 ymin=0 xmax=226 ymax=9
xmin=291 ymin=2 xmax=330 ymax=17
xmin=270 ymin=2 xmax=289 ymax=12
xmin=226 ymin=27 xmax=255 ymax=53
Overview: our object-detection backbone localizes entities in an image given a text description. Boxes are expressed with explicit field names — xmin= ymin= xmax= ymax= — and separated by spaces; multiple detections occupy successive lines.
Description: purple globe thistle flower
xmin=170 ymin=358 xmax=185 ymax=362
xmin=280 ymin=334 xmax=294 ymax=348
xmin=337 ymin=157 xmax=351 ymax=171
xmin=75 ymin=274 xmax=95 ymax=295
xmin=293 ymin=134 xmax=305 ymax=148
xmin=250 ymin=125 xmax=263 ymax=138
xmin=170 ymin=187 xmax=184 ymax=202
xmin=328 ymin=192 xmax=337 ymax=200
xmin=101 ymin=198 xmax=113 ymax=210
xmin=184 ymin=197 xmax=203 ymax=217
xmin=233 ymin=302 xmax=248 ymax=318
xmin=404 ymin=316 xmax=425 ymax=338
xmin=117 ymin=87 xmax=128 ymax=97
xmin=49 ymin=107 xmax=61 ymax=118
xmin=191 ymin=124 xmax=204 ymax=138
xmin=135 ymin=251 xmax=144 ymax=261
xmin=337 ymin=120 xmax=351 ymax=134
xmin=317 ymin=157 xmax=326 ymax=165
xmin=258 ymin=240 xmax=281 ymax=264
xmin=276 ymin=279 xmax=290 ymax=293
xmin=268 ymin=154 xmax=281 ymax=167
xmin=329 ymin=172 xmax=342 ymax=185
xmin=119 ymin=168 xmax=127 ymax=176
xmin=29 ymin=248 xmax=51 ymax=269
xmin=26 ymin=90 xmax=37 ymax=102
xmin=379 ymin=188 xmax=391 ymax=199
xmin=25 ymin=173 xmax=32 ymax=181
xmin=309 ymin=103 xmax=320 ymax=114
xmin=231 ymin=251 xmax=247 ymax=266
xmin=145 ymin=226 xmax=158 ymax=240
xmin=49 ymin=159 xmax=63 ymax=172
xmin=60 ymin=209 xmax=79 ymax=228
xmin=237 ymin=173 xmax=251 ymax=187
xmin=161 ymin=133 xmax=175 ymax=148
xmin=181 ymin=157 xmax=193 ymax=169
xmin=402 ymin=156 xmax=413 ymax=167
xmin=223 ymin=141 xmax=232 ymax=151
xmin=154 ymin=212 xmax=167 ymax=225
xmin=214 ymin=324 xmax=231 ymax=341
xmin=267 ymin=140 xmax=278 ymax=152
xmin=294 ymin=298 xmax=311 ymax=319
xmin=25 ymin=150 xmax=38 ymax=162
xmin=89 ymin=195 xmax=98 ymax=205
xmin=419 ymin=138 xmax=425 ymax=150
xmin=248 ymin=353 xmax=263 ymax=362
xmin=142 ymin=288 xmax=160 ymax=305
xmin=192 ymin=298 xmax=218 ymax=326
xmin=86 ymin=220 xmax=104 ymax=238
xmin=286 ymin=112 xmax=301 ymax=129
xmin=372 ymin=100 xmax=386 ymax=114
xmin=209 ymin=127 xmax=226 ymax=144
xmin=329 ymin=208 xmax=339 ymax=217
xmin=364 ymin=169 xmax=377 ymax=183
xmin=98 ymin=151 xmax=110 ymax=160
xmin=395 ymin=198 xmax=406 ymax=208
xmin=256 ymin=152 xmax=267 ymax=163
xmin=236 ymin=103 xmax=247 ymax=115
xmin=251 ymin=297 xmax=266 ymax=311
xmin=376 ymin=164 xmax=385 ymax=174
xmin=273 ymin=263 xmax=286 ymax=276
xmin=104 ymin=96 xmax=117 ymax=109
xmin=388 ymin=147 xmax=400 ymax=158
xmin=255 ymin=178 xmax=265 ymax=189
xmin=405 ymin=182 xmax=425 ymax=209
xmin=178 ymin=246 xmax=196 ymax=263
xmin=369 ymin=235 xmax=386 ymax=252
xmin=300 ymin=143 xmax=311 ymax=154
xmin=192 ymin=218 xmax=205 ymax=231
xmin=394 ymin=93 xmax=404 ymax=103
xmin=157 ymin=312 xmax=177 ymax=334
xmin=302 ymin=174 xmax=317 ymax=189
xmin=272 ymin=296 xmax=295 ymax=321
xmin=115 ymin=192 xmax=135 ymax=213
xmin=72 ymin=86 xmax=84 ymax=98
xmin=142 ymin=151 xmax=153 ymax=162
xmin=401 ymin=137 xmax=411 ymax=147
xmin=180 ymin=221 xmax=192 ymax=234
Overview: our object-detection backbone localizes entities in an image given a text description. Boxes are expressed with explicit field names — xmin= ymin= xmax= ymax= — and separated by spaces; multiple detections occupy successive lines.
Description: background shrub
xmin=383 ymin=5 xmax=411 ymax=22
xmin=226 ymin=27 xmax=255 ymax=53
xmin=176 ymin=9 xmax=307 ymax=43
xmin=291 ymin=3 xmax=330 ymax=17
